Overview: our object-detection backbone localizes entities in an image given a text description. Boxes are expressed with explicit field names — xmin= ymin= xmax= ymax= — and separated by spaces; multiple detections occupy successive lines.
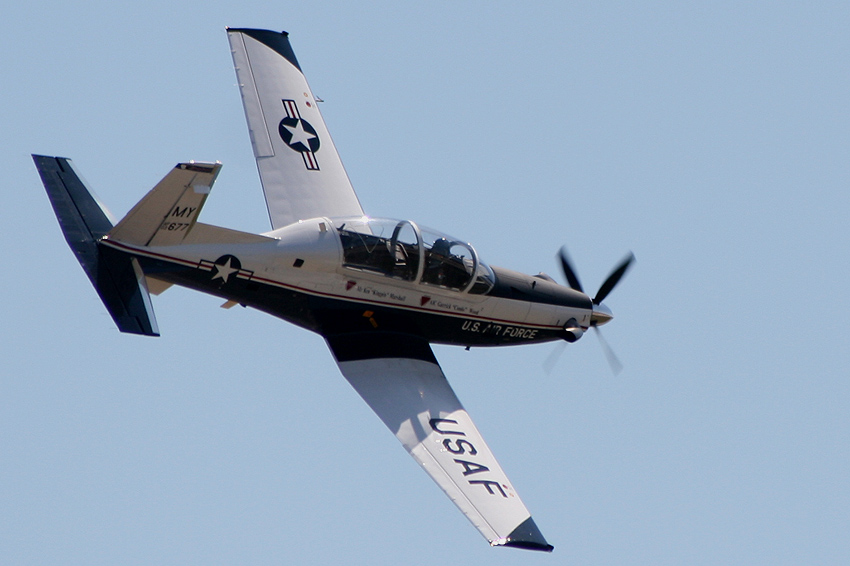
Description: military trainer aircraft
xmin=33 ymin=28 xmax=633 ymax=552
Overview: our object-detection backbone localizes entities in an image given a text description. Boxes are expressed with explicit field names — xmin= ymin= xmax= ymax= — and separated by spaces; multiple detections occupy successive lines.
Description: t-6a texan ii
xmin=33 ymin=28 xmax=633 ymax=552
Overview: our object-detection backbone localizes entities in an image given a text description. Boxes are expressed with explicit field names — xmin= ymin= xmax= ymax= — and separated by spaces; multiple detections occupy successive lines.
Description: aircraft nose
xmin=590 ymin=302 xmax=614 ymax=326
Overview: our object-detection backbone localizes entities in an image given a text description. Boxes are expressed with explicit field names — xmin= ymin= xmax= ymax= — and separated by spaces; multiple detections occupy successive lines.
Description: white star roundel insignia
xmin=278 ymin=99 xmax=321 ymax=170
xmin=279 ymin=117 xmax=320 ymax=153
xmin=211 ymin=255 xmax=241 ymax=283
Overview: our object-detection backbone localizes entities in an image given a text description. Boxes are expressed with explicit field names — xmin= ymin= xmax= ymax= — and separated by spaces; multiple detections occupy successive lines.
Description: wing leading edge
xmin=227 ymin=28 xmax=364 ymax=229
xmin=326 ymin=332 xmax=553 ymax=551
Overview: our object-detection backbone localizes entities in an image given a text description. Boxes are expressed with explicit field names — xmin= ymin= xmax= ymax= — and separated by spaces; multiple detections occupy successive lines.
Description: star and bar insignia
xmin=278 ymin=99 xmax=321 ymax=170
xmin=198 ymin=255 xmax=254 ymax=285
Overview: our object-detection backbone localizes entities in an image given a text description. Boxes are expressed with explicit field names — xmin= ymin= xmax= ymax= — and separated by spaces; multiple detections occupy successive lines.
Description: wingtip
xmin=32 ymin=154 xmax=67 ymax=163
xmin=226 ymin=28 xmax=299 ymax=71
xmin=492 ymin=516 xmax=554 ymax=552
xmin=226 ymin=27 xmax=290 ymax=37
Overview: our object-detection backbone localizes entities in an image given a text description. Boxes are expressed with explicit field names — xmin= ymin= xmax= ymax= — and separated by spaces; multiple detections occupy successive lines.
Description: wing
xmin=326 ymin=331 xmax=553 ymax=551
xmin=226 ymin=28 xmax=364 ymax=229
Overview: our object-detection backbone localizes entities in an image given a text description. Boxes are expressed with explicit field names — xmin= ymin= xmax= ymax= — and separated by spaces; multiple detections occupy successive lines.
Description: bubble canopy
xmin=330 ymin=217 xmax=495 ymax=294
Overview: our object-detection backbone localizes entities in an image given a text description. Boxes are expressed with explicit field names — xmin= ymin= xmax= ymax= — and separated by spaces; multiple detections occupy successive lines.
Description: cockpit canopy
xmin=332 ymin=217 xmax=495 ymax=294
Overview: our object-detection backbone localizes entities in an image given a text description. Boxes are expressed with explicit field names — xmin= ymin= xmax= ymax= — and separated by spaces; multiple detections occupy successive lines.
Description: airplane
xmin=33 ymin=27 xmax=633 ymax=552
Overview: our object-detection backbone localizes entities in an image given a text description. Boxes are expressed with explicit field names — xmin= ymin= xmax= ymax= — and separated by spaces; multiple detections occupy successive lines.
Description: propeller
xmin=552 ymin=247 xmax=634 ymax=374
xmin=559 ymin=248 xmax=634 ymax=305
xmin=593 ymin=325 xmax=623 ymax=375
xmin=593 ymin=252 xmax=635 ymax=305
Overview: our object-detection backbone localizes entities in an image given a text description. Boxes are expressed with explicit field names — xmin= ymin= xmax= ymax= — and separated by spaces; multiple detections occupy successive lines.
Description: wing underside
xmin=227 ymin=28 xmax=364 ymax=229
xmin=326 ymin=331 xmax=553 ymax=551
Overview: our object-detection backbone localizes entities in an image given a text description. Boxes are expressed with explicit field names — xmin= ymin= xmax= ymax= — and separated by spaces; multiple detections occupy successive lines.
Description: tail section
xmin=108 ymin=161 xmax=221 ymax=246
xmin=33 ymin=155 xmax=159 ymax=336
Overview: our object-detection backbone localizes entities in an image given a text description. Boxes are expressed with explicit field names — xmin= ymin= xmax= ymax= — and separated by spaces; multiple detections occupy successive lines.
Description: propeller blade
xmin=543 ymin=340 xmax=567 ymax=374
xmin=558 ymin=247 xmax=584 ymax=293
xmin=593 ymin=326 xmax=623 ymax=376
xmin=593 ymin=252 xmax=635 ymax=305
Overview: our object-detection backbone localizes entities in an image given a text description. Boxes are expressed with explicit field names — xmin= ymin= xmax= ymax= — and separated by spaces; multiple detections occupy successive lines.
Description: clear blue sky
xmin=4 ymin=2 xmax=849 ymax=564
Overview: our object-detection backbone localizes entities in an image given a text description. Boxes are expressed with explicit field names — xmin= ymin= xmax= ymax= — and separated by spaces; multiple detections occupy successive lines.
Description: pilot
xmin=430 ymin=238 xmax=452 ymax=258
xmin=424 ymin=238 xmax=453 ymax=286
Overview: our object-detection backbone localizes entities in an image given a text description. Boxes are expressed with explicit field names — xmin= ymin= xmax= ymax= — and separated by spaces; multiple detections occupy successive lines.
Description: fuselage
xmin=101 ymin=216 xmax=593 ymax=347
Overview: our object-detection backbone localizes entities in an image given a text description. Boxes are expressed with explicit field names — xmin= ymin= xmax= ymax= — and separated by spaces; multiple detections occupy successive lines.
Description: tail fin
xmin=108 ymin=161 xmax=221 ymax=246
xmin=33 ymin=155 xmax=159 ymax=336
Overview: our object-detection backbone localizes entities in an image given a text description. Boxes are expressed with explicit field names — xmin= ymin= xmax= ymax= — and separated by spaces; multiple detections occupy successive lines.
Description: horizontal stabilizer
xmin=33 ymin=155 xmax=159 ymax=336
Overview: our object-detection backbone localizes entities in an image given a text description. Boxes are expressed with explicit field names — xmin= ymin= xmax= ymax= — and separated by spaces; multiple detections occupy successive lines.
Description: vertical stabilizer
xmin=108 ymin=161 xmax=221 ymax=246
